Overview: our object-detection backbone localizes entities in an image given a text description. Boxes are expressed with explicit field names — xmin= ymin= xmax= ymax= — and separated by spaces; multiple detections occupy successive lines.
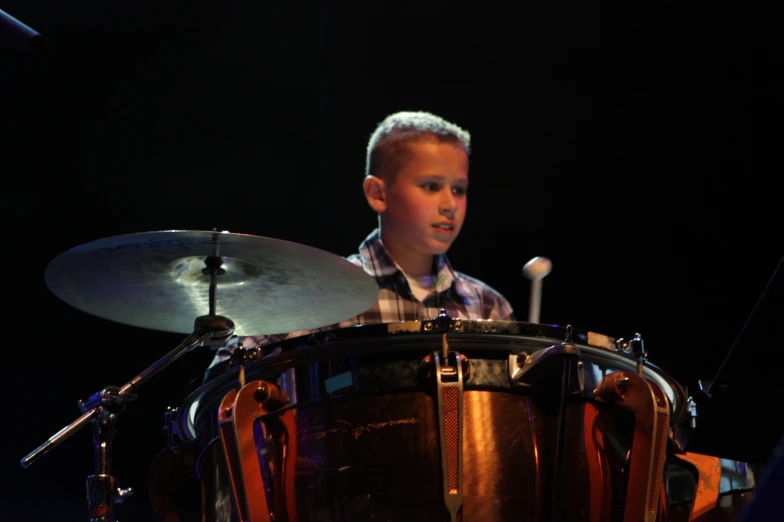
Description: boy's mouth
xmin=433 ymin=222 xmax=454 ymax=232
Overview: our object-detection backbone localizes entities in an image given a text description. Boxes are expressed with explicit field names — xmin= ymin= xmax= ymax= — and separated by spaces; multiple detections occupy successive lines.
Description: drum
xmin=170 ymin=319 xmax=698 ymax=522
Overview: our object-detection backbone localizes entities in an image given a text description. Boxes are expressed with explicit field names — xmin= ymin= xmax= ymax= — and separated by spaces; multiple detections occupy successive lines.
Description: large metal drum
xmin=171 ymin=319 xmax=692 ymax=522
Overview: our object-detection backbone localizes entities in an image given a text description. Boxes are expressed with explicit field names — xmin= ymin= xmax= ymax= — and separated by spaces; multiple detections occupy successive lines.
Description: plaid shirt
xmin=208 ymin=228 xmax=514 ymax=369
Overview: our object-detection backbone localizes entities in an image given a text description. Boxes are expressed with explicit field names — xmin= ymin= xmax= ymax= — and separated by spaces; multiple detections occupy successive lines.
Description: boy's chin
xmin=426 ymin=239 xmax=455 ymax=255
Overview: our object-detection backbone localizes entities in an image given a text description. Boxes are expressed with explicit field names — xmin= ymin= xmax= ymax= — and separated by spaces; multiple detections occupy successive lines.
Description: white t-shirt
xmin=405 ymin=273 xmax=436 ymax=303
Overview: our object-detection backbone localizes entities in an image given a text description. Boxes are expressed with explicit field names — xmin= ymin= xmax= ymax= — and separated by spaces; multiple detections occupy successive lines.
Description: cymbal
xmin=44 ymin=230 xmax=379 ymax=337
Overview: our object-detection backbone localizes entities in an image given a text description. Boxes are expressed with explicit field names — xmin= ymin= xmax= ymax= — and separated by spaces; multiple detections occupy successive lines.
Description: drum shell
xmin=179 ymin=321 xmax=691 ymax=521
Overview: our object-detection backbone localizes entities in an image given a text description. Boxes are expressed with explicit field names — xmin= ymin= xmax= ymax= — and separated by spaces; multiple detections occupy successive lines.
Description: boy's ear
xmin=363 ymin=175 xmax=387 ymax=213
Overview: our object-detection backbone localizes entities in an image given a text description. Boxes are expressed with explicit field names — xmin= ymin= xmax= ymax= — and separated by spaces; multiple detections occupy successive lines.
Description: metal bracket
xmin=434 ymin=350 xmax=464 ymax=522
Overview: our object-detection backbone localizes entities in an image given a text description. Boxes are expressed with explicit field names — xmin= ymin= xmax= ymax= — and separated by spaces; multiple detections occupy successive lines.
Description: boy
xmin=206 ymin=110 xmax=514 ymax=374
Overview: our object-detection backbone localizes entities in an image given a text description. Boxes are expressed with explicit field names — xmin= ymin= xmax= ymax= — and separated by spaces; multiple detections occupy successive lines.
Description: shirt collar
xmin=358 ymin=228 xmax=457 ymax=293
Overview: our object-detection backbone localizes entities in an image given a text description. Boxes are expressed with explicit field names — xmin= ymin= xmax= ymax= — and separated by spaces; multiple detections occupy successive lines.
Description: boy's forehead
xmin=396 ymin=141 xmax=469 ymax=177
xmin=400 ymin=139 xmax=468 ymax=158
xmin=375 ymin=136 xmax=468 ymax=182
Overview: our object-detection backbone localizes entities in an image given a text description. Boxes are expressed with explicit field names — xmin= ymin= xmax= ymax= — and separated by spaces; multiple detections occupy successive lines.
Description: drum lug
xmin=421 ymin=307 xmax=470 ymax=380
xmin=228 ymin=344 xmax=263 ymax=387
xmin=616 ymin=332 xmax=648 ymax=376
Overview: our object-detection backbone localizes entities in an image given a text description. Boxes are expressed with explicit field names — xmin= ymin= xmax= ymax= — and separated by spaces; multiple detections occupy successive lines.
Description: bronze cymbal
xmin=44 ymin=230 xmax=379 ymax=336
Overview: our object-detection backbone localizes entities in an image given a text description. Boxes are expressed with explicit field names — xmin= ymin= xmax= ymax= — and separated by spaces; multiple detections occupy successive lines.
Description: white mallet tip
xmin=523 ymin=256 xmax=553 ymax=279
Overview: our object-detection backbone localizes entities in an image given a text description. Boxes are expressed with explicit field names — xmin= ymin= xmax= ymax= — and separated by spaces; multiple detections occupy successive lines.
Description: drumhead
xmin=178 ymin=320 xmax=689 ymax=442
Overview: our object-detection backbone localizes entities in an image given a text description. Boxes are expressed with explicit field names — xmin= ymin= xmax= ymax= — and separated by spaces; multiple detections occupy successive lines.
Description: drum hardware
xmin=420 ymin=309 xmax=468 ymax=521
xmin=19 ymin=311 xmax=235 ymax=521
xmin=177 ymin=319 xmax=696 ymax=522
xmin=505 ymin=325 xmax=584 ymax=522
xmin=433 ymin=349 xmax=465 ymax=522
xmin=226 ymin=342 xmax=269 ymax=390
xmin=508 ymin=332 xmax=585 ymax=521
xmin=421 ymin=307 xmax=463 ymax=360
xmin=688 ymin=396 xmax=697 ymax=427
xmin=84 ymin=388 xmax=137 ymax=519
xmin=536 ymin=326 xmax=581 ymax=522
xmin=218 ymin=379 xmax=295 ymax=522
xmin=228 ymin=344 xmax=263 ymax=388
xmin=149 ymin=407 xmax=200 ymax=522
xmin=507 ymin=326 xmax=585 ymax=394
xmin=594 ymin=370 xmax=671 ymax=521
xmin=420 ymin=308 xmax=469 ymax=378
xmin=421 ymin=352 xmax=470 ymax=380
xmin=616 ymin=332 xmax=648 ymax=376
xmin=20 ymin=229 xmax=378 ymax=522
xmin=163 ymin=406 xmax=179 ymax=449
xmin=672 ymin=394 xmax=700 ymax=454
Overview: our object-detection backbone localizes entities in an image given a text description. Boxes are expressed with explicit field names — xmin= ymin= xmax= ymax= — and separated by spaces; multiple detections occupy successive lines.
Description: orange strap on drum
xmin=595 ymin=370 xmax=671 ymax=522
xmin=218 ymin=380 xmax=297 ymax=522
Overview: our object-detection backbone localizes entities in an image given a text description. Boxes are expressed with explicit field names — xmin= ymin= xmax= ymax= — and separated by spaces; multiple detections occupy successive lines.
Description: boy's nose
xmin=440 ymin=191 xmax=458 ymax=212
xmin=439 ymin=205 xmax=456 ymax=218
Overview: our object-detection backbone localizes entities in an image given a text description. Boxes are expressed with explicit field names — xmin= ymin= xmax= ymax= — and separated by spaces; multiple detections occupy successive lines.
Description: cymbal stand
xmin=21 ymin=236 xmax=235 ymax=522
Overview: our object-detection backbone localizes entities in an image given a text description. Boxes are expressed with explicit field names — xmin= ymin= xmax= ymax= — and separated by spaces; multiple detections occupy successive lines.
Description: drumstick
xmin=523 ymin=256 xmax=552 ymax=324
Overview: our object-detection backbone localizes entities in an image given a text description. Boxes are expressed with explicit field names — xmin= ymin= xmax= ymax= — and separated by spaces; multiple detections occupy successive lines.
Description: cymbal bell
xmin=44 ymin=230 xmax=379 ymax=337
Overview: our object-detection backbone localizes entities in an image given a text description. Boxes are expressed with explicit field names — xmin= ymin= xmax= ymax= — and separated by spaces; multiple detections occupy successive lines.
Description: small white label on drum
xmin=587 ymin=331 xmax=616 ymax=351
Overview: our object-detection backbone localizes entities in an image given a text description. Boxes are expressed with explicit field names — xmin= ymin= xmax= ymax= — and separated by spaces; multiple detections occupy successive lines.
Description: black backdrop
xmin=2 ymin=2 xmax=783 ymax=521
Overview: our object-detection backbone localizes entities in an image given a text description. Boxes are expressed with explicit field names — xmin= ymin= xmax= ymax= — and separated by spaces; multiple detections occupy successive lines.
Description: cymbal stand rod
xmin=20 ymin=409 xmax=98 ymax=468
xmin=206 ymin=259 xmax=220 ymax=316
xmin=205 ymin=230 xmax=223 ymax=317
xmin=118 ymin=330 xmax=211 ymax=396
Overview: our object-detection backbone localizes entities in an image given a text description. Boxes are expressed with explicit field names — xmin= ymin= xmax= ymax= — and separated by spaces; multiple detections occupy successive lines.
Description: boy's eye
xmin=452 ymin=186 xmax=467 ymax=196
xmin=422 ymin=182 xmax=441 ymax=192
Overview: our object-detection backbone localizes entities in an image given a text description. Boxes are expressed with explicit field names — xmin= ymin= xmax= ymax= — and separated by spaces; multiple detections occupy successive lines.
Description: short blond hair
xmin=365 ymin=111 xmax=471 ymax=180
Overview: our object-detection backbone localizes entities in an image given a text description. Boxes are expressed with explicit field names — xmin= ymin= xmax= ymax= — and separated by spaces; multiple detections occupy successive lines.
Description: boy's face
xmin=380 ymin=141 xmax=469 ymax=259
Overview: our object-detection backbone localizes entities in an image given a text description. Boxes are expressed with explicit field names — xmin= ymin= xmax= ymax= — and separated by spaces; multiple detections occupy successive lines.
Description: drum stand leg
xmin=86 ymin=405 xmax=132 ymax=522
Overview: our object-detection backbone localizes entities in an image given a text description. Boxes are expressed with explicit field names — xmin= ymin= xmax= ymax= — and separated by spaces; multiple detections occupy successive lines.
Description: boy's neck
xmin=379 ymin=230 xmax=436 ymax=277
xmin=395 ymin=253 xmax=435 ymax=278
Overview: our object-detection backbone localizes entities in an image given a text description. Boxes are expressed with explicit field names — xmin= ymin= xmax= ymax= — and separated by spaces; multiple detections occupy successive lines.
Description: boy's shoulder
xmin=453 ymin=270 xmax=508 ymax=301
xmin=453 ymin=270 xmax=515 ymax=321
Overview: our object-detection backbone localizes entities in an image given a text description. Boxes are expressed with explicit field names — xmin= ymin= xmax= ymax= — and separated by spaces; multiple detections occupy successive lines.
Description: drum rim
xmin=178 ymin=320 xmax=689 ymax=439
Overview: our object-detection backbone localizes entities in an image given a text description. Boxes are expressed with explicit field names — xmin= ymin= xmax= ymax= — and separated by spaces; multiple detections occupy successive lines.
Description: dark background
xmin=2 ymin=2 xmax=783 ymax=521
